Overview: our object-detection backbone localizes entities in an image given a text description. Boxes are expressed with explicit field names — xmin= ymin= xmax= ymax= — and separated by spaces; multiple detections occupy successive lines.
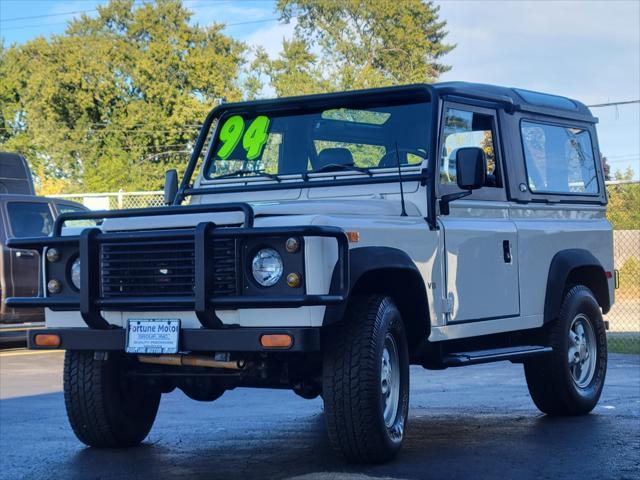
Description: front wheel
xmin=323 ymin=295 xmax=410 ymax=463
xmin=524 ymin=285 xmax=607 ymax=415
xmin=64 ymin=351 xmax=161 ymax=447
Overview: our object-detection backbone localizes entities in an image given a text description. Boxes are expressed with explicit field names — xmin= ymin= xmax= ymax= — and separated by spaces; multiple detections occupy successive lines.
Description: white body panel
xmin=44 ymin=162 xmax=614 ymax=345
xmin=439 ymin=201 xmax=519 ymax=322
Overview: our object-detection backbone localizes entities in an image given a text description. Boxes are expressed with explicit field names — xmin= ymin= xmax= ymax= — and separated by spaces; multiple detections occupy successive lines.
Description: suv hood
xmin=95 ymin=199 xmax=419 ymax=232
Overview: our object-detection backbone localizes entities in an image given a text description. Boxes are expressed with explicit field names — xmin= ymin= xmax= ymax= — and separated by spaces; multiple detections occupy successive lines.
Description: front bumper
xmin=6 ymin=202 xmax=349 ymax=332
xmin=28 ymin=327 xmax=321 ymax=352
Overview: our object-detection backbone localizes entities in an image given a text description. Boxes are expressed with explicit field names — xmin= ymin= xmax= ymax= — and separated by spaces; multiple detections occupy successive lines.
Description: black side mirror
xmin=440 ymin=147 xmax=487 ymax=215
xmin=455 ymin=147 xmax=486 ymax=190
xmin=164 ymin=169 xmax=178 ymax=205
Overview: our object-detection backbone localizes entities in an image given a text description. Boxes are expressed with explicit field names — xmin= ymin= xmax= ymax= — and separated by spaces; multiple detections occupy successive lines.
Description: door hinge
xmin=442 ymin=293 xmax=454 ymax=314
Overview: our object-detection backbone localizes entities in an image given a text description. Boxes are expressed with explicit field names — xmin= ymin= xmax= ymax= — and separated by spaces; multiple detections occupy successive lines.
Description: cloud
xmin=438 ymin=0 xmax=640 ymax=103
xmin=437 ymin=0 xmax=639 ymax=177
xmin=185 ymin=0 xmax=277 ymax=29
xmin=245 ymin=18 xmax=296 ymax=58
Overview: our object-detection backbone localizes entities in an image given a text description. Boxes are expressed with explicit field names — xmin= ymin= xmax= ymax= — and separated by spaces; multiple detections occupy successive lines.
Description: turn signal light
xmin=346 ymin=231 xmax=360 ymax=243
xmin=285 ymin=237 xmax=301 ymax=253
xmin=47 ymin=279 xmax=62 ymax=294
xmin=260 ymin=334 xmax=293 ymax=349
xmin=45 ymin=248 xmax=60 ymax=263
xmin=34 ymin=334 xmax=61 ymax=348
xmin=286 ymin=272 xmax=301 ymax=288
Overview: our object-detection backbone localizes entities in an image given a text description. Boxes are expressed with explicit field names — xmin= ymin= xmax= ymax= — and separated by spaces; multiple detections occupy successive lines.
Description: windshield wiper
xmin=313 ymin=163 xmax=373 ymax=176
xmin=214 ymin=168 xmax=281 ymax=182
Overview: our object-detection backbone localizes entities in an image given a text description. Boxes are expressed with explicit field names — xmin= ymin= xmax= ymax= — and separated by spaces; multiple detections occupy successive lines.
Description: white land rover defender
xmin=8 ymin=83 xmax=615 ymax=463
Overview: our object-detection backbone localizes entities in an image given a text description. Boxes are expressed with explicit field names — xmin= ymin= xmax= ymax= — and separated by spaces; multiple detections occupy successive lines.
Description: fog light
xmin=260 ymin=334 xmax=293 ymax=349
xmin=34 ymin=334 xmax=60 ymax=348
xmin=46 ymin=248 xmax=60 ymax=263
xmin=286 ymin=272 xmax=301 ymax=288
xmin=47 ymin=279 xmax=62 ymax=294
xmin=285 ymin=237 xmax=300 ymax=253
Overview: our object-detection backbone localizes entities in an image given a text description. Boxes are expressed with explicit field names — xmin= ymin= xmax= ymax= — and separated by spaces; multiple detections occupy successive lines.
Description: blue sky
xmin=1 ymin=0 xmax=639 ymax=179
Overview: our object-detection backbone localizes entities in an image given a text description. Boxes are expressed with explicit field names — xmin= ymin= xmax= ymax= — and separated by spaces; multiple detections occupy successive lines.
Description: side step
xmin=442 ymin=345 xmax=552 ymax=367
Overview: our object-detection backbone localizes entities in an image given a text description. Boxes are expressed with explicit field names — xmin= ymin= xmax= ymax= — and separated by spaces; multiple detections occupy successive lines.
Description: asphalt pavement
xmin=1 ymin=349 xmax=639 ymax=480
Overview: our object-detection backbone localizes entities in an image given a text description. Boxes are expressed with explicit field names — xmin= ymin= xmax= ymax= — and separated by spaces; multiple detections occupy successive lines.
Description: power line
xmin=587 ymin=100 xmax=640 ymax=108
xmin=0 ymin=9 xmax=98 ymax=23
xmin=0 ymin=14 xmax=285 ymax=32
xmin=0 ymin=0 xmax=198 ymax=22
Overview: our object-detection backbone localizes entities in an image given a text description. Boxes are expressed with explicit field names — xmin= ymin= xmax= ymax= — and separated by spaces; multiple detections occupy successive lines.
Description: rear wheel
xmin=524 ymin=285 xmax=607 ymax=415
xmin=323 ymin=295 xmax=410 ymax=463
xmin=64 ymin=351 xmax=161 ymax=447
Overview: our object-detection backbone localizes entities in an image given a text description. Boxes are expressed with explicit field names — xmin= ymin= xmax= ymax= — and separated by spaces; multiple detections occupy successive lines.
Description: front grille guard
xmin=6 ymin=202 xmax=349 ymax=330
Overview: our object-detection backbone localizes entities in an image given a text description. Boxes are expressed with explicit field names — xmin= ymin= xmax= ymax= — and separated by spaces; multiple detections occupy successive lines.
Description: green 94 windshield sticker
xmin=216 ymin=115 xmax=271 ymax=161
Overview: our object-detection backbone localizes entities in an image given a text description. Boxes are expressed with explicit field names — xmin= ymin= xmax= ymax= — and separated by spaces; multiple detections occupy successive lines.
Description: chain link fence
xmin=52 ymin=190 xmax=165 ymax=210
xmin=51 ymin=182 xmax=640 ymax=352
xmin=605 ymin=181 xmax=640 ymax=353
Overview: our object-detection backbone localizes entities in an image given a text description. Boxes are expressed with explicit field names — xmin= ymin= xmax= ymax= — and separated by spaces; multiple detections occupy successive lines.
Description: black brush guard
xmin=6 ymin=202 xmax=349 ymax=334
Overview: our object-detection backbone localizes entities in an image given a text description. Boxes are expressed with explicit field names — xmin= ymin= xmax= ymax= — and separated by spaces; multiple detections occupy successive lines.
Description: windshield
xmin=204 ymin=100 xmax=430 ymax=179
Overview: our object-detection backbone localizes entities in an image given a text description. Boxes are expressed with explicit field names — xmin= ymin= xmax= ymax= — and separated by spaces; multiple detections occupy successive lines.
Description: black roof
xmin=211 ymin=81 xmax=596 ymax=124
xmin=432 ymin=81 xmax=596 ymax=122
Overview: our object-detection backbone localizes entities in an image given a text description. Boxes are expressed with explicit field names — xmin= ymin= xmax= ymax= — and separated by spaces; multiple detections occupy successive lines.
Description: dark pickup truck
xmin=1 ymin=156 xmax=89 ymax=342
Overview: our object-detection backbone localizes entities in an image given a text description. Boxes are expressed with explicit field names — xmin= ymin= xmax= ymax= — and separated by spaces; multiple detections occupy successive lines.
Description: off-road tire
xmin=323 ymin=295 xmax=410 ymax=463
xmin=64 ymin=351 xmax=161 ymax=447
xmin=524 ymin=285 xmax=607 ymax=415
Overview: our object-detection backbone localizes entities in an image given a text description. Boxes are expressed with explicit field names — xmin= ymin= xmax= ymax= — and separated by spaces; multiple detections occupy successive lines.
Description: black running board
xmin=442 ymin=345 xmax=552 ymax=367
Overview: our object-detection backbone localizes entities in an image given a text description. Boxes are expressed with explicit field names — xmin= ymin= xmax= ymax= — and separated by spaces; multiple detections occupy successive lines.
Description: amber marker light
xmin=346 ymin=231 xmax=360 ymax=243
xmin=286 ymin=272 xmax=301 ymax=288
xmin=285 ymin=237 xmax=300 ymax=253
xmin=47 ymin=279 xmax=62 ymax=294
xmin=34 ymin=334 xmax=61 ymax=348
xmin=46 ymin=248 xmax=60 ymax=263
xmin=260 ymin=334 xmax=293 ymax=349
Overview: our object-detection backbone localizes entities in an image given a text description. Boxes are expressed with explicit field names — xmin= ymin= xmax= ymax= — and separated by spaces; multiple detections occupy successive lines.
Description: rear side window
xmin=7 ymin=202 xmax=53 ymax=238
xmin=56 ymin=203 xmax=94 ymax=228
xmin=57 ymin=204 xmax=85 ymax=215
xmin=521 ymin=121 xmax=598 ymax=195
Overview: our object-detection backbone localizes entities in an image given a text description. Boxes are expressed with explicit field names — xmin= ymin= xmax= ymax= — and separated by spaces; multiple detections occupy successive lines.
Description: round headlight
xmin=251 ymin=248 xmax=283 ymax=287
xmin=70 ymin=258 xmax=81 ymax=290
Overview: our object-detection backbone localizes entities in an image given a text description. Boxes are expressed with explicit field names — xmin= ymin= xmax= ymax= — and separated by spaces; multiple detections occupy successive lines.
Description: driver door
xmin=437 ymin=103 xmax=520 ymax=323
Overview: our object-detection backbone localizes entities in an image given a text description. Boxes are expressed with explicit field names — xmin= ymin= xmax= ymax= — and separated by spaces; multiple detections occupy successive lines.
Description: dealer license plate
xmin=126 ymin=319 xmax=180 ymax=354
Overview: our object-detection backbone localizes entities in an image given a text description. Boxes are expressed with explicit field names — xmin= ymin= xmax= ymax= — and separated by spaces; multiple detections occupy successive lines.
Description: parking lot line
xmin=0 ymin=350 xmax=64 ymax=358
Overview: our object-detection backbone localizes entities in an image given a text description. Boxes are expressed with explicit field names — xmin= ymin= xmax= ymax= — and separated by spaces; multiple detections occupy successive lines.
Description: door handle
xmin=502 ymin=240 xmax=512 ymax=263
xmin=15 ymin=250 xmax=36 ymax=258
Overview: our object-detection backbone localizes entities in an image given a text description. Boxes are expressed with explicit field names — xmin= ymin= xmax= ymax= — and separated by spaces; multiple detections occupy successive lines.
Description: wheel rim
xmin=381 ymin=333 xmax=401 ymax=428
xmin=568 ymin=313 xmax=597 ymax=389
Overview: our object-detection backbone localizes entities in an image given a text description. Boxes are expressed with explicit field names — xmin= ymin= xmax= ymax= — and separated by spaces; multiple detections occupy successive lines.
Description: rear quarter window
xmin=521 ymin=121 xmax=599 ymax=195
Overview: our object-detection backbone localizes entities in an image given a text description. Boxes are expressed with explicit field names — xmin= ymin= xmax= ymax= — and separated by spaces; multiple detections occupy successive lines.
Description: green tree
xmin=600 ymin=153 xmax=611 ymax=181
xmin=607 ymin=167 xmax=639 ymax=230
xmin=251 ymin=39 xmax=330 ymax=98
xmin=261 ymin=0 xmax=454 ymax=94
xmin=0 ymin=0 xmax=245 ymax=192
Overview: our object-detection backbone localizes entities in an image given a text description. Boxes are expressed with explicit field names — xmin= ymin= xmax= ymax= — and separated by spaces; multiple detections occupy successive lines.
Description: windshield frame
xmin=198 ymin=84 xmax=435 ymax=185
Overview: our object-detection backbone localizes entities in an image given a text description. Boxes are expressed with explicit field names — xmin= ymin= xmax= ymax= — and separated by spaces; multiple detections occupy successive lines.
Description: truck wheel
xmin=323 ymin=295 xmax=409 ymax=463
xmin=524 ymin=285 xmax=607 ymax=415
xmin=63 ymin=350 xmax=161 ymax=447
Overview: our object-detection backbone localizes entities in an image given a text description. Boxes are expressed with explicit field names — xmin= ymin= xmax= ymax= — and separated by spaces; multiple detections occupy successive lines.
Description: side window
xmin=56 ymin=203 xmax=94 ymax=228
xmin=57 ymin=204 xmax=85 ymax=215
xmin=7 ymin=202 xmax=53 ymax=238
xmin=440 ymin=108 xmax=500 ymax=187
xmin=521 ymin=121 xmax=598 ymax=194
